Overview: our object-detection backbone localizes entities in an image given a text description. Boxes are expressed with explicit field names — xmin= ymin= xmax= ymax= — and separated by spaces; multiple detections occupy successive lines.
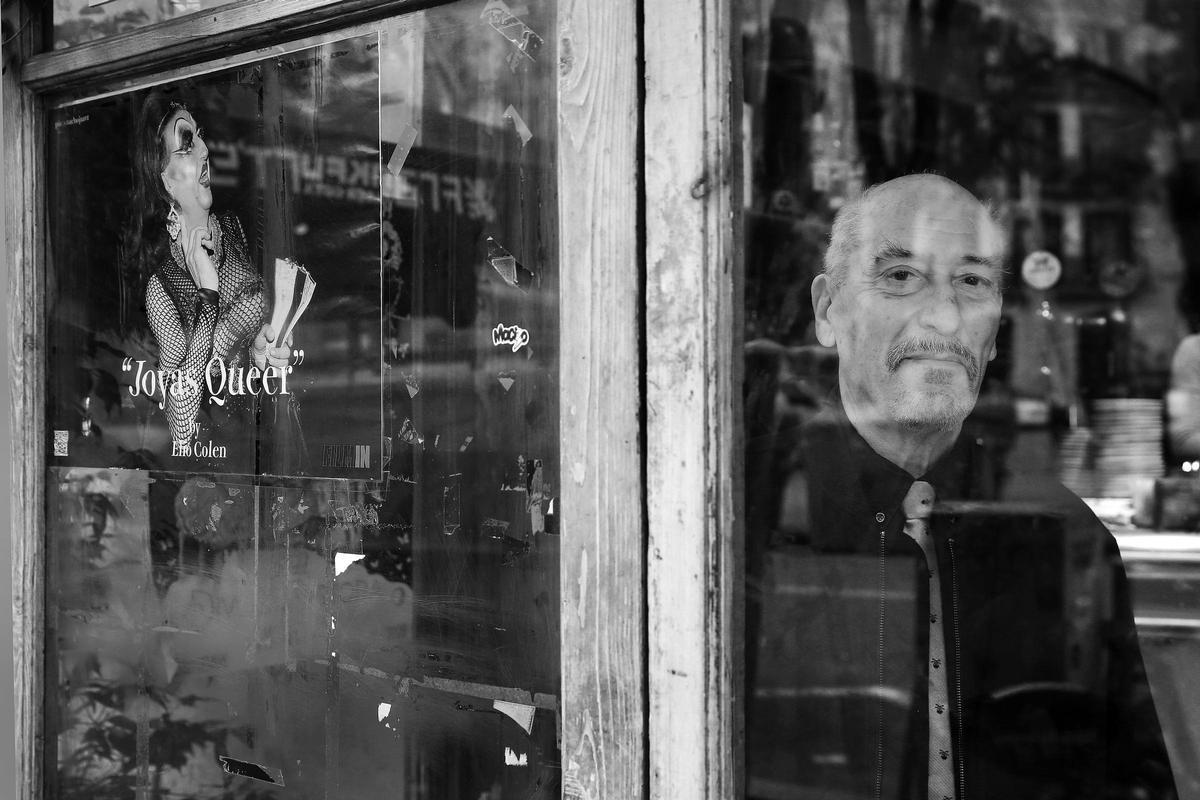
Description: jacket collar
xmin=802 ymin=393 xmax=975 ymax=549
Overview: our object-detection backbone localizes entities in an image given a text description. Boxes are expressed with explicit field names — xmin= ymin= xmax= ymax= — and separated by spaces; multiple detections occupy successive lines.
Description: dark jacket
xmin=753 ymin=399 xmax=1176 ymax=800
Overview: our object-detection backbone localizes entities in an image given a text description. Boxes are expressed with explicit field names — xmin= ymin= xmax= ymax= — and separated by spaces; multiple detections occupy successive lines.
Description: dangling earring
xmin=166 ymin=204 xmax=182 ymax=242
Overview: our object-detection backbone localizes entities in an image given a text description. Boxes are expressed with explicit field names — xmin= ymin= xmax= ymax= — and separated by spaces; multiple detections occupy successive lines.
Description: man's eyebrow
xmin=872 ymin=240 xmax=913 ymax=265
xmin=962 ymin=253 xmax=1005 ymax=270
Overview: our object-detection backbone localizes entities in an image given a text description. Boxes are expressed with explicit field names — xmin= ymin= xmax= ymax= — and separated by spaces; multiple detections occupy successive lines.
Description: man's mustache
xmin=886 ymin=338 xmax=981 ymax=382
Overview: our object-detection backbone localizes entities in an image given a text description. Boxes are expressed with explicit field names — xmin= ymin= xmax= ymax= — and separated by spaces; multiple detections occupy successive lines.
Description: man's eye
xmin=879 ymin=268 xmax=923 ymax=294
xmin=959 ymin=274 xmax=995 ymax=290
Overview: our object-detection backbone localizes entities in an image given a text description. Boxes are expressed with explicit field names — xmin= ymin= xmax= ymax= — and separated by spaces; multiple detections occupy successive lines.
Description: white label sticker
xmin=492 ymin=323 xmax=530 ymax=353
xmin=1021 ymin=250 xmax=1062 ymax=291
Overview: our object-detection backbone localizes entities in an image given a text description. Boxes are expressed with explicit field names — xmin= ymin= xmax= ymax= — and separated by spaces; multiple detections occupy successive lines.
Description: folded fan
xmin=270 ymin=257 xmax=316 ymax=346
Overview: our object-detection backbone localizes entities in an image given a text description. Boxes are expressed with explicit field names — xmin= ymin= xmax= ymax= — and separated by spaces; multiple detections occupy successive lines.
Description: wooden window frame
xmin=643 ymin=1 xmax=742 ymax=798
xmin=5 ymin=0 xmax=740 ymax=797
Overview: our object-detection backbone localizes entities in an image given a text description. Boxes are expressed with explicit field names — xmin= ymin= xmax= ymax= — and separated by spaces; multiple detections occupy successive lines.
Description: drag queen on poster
xmin=124 ymin=93 xmax=293 ymax=452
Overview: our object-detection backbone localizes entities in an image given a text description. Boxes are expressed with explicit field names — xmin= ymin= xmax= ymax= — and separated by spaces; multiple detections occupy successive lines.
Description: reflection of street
xmin=47 ymin=467 xmax=424 ymax=798
xmin=1116 ymin=532 xmax=1200 ymax=800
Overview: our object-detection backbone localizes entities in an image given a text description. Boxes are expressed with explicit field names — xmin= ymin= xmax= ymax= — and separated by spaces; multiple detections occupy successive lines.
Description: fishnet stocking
xmin=145 ymin=213 xmax=267 ymax=443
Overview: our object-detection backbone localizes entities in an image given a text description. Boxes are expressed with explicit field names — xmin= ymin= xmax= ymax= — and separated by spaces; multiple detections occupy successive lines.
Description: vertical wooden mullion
xmin=644 ymin=0 xmax=742 ymax=798
xmin=5 ymin=2 xmax=47 ymax=799
xmin=557 ymin=0 xmax=646 ymax=798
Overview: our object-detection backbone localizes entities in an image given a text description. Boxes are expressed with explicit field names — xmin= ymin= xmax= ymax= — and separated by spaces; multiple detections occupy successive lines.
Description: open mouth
xmin=199 ymin=161 xmax=210 ymax=187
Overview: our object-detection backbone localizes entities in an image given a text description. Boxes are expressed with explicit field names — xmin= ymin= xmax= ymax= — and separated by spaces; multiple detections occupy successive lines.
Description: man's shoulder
xmin=992 ymin=475 xmax=1115 ymax=547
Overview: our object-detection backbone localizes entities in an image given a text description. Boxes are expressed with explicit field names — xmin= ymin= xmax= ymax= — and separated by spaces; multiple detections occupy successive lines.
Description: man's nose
xmin=917 ymin=280 xmax=962 ymax=335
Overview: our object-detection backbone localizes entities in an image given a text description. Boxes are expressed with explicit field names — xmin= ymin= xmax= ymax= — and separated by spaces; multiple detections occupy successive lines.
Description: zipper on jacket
xmin=948 ymin=537 xmax=966 ymax=800
xmin=876 ymin=528 xmax=886 ymax=800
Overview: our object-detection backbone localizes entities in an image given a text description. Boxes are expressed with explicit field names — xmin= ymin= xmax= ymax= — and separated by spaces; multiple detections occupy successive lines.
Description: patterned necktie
xmin=902 ymin=480 xmax=956 ymax=800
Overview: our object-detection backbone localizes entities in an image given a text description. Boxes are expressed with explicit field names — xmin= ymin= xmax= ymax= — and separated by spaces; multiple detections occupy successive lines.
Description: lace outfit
xmin=145 ymin=212 xmax=266 ymax=445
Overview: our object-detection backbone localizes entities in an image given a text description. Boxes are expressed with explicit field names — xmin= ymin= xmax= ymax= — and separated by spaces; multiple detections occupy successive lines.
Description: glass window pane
xmin=741 ymin=2 xmax=1200 ymax=798
xmin=45 ymin=3 xmax=561 ymax=797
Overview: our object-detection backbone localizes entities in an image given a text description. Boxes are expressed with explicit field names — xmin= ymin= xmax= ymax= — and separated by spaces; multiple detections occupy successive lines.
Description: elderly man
xmin=764 ymin=175 xmax=1174 ymax=800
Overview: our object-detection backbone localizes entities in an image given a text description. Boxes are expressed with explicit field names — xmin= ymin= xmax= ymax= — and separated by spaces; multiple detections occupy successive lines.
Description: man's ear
xmin=812 ymin=273 xmax=837 ymax=348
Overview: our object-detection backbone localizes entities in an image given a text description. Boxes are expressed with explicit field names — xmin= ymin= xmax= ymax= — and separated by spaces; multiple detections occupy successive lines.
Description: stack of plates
xmin=1057 ymin=427 xmax=1095 ymax=497
xmin=1091 ymin=399 xmax=1164 ymax=497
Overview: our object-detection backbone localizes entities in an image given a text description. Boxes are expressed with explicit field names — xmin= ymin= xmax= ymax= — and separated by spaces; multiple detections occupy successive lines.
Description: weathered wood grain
xmin=644 ymin=0 xmax=743 ymax=797
xmin=5 ymin=2 xmax=47 ymax=798
xmin=557 ymin=0 xmax=646 ymax=798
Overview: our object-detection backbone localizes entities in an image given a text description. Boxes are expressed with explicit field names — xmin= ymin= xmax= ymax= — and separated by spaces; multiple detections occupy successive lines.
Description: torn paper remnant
xmin=494 ymin=699 xmax=536 ymax=734
xmin=486 ymin=236 xmax=537 ymax=291
xmin=504 ymin=747 xmax=529 ymax=766
xmin=218 ymin=756 xmax=285 ymax=786
xmin=503 ymin=104 xmax=534 ymax=146
xmin=334 ymin=552 xmax=367 ymax=576
xmin=399 ymin=418 xmax=425 ymax=446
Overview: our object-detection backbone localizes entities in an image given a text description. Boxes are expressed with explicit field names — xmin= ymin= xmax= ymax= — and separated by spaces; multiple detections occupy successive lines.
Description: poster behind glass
xmin=44 ymin=3 xmax=561 ymax=798
xmin=47 ymin=35 xmax=383 ymax=480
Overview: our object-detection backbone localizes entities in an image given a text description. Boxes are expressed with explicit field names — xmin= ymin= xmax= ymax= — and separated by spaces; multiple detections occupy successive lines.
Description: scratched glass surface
xmin=51 ymin=0 xmax=237 ymax=49
xmin=44 ymin=3 xmax=560 ymax=798
xmin=741 ymin=2 xmax=1200 ymax=799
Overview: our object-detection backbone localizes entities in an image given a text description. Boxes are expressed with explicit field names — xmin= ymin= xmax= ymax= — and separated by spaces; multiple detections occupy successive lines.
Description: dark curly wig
xmin=119 ymin=90 xmax=191 ymax=332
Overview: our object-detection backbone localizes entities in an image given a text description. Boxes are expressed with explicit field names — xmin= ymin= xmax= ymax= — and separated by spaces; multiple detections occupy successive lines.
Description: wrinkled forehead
xmin=861 ymin=185 xmax=1005 ymax=263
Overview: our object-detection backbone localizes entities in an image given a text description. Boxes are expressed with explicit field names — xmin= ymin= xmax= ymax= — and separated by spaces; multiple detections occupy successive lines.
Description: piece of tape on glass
xmin=503 ymin=104 xmax=533 ymax=145
xmin=387 ymin=125 xmax=419 ymax=175
xmin=480 ymin=0 xmax=544 ymax=61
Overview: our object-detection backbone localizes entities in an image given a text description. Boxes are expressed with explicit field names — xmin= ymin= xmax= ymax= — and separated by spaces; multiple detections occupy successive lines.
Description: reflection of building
xmin=53 ymin=0 xmax=227 ymax=48
xmin=746 ymin=0 xmax=1199 ymax=413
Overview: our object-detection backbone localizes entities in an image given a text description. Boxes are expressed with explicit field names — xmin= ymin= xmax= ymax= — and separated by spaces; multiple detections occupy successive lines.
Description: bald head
xmin=824 ymin=175 xmax=1007 ymax=290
